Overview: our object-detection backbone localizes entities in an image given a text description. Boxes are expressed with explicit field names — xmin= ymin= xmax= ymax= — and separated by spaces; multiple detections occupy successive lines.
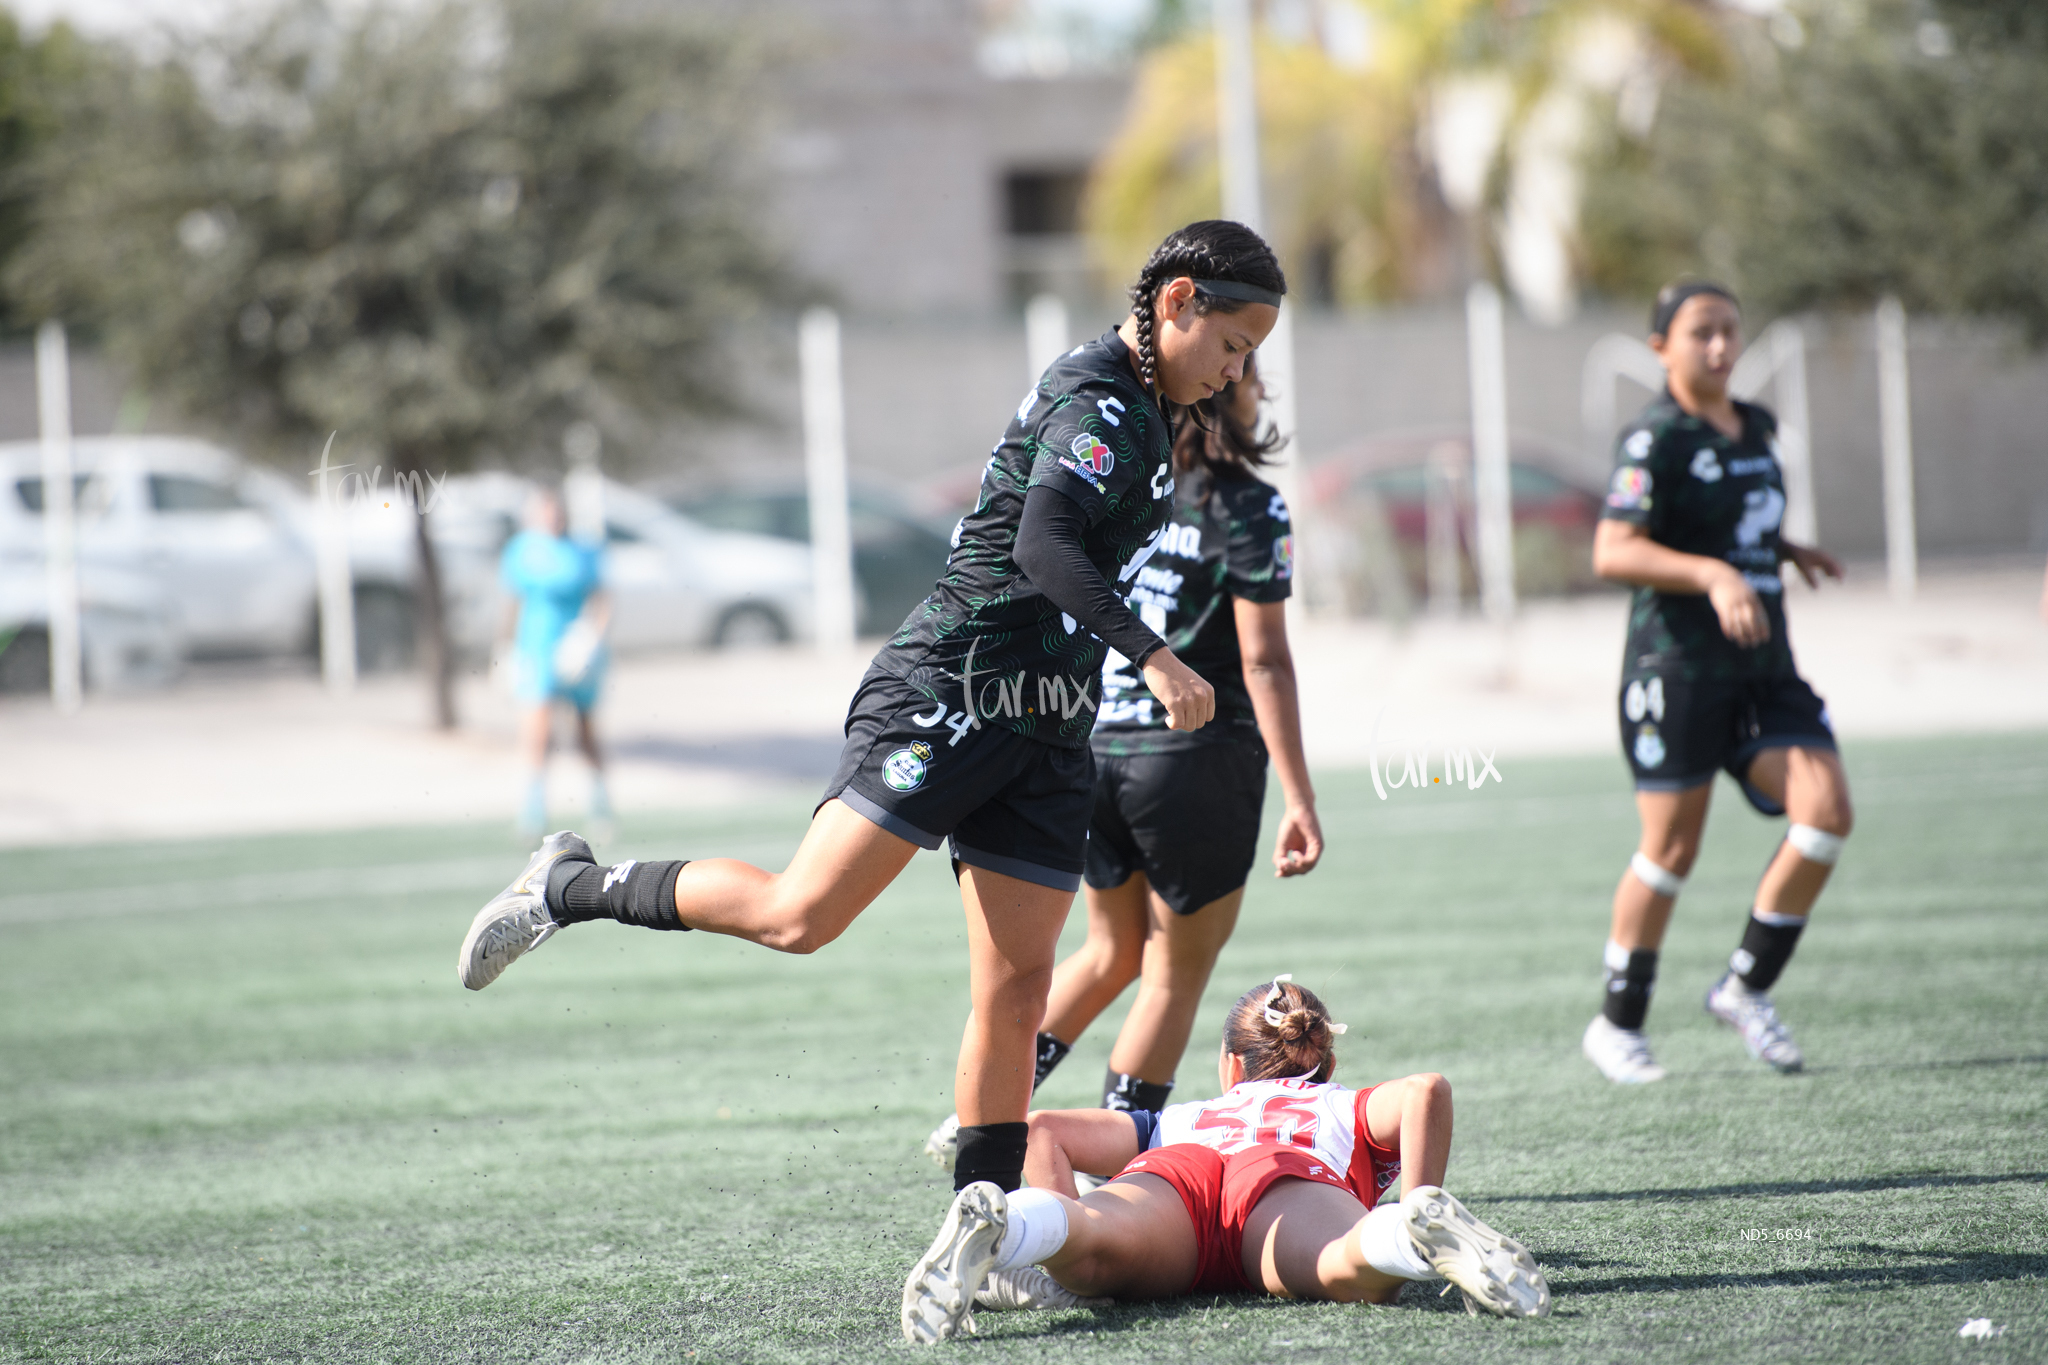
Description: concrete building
xmin=5 ymin=0 xmax=2045 ymax=576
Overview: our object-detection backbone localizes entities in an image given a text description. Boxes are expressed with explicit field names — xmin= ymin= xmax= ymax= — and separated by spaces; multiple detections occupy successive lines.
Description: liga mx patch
xmin=1608 ymin=466 xmax=1653 ymax=510
xmin=882 ymin=742 xmax=932 ymax=792
xmin=1070 ymin=431 xmax=1114 ymax=479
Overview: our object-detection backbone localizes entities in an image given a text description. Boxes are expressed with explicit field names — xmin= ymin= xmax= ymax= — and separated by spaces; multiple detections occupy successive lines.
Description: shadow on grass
xmin=980 ymin=1279 xmax=1479 ymax=1343
xmin=1482 ymin=1170 xmax=2048 ymax=1205
xmin=1561 ymin=1250 xmax=2048 ymax=1296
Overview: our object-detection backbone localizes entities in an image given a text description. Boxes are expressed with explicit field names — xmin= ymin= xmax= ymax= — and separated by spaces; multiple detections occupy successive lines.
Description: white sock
xmin=991 ymin=1188 xmax=1069 ymax=1272
xmin=1355 ymin=1203 xmax=1439 ymax=1281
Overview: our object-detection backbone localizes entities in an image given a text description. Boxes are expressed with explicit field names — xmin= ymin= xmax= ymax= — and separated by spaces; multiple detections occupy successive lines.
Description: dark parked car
xmin=666 ymin=486 xmax=955 ymax=637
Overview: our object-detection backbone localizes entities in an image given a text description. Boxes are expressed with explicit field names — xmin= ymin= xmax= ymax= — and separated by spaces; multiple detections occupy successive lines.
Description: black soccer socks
xmin=1102 ymin=1070 xmax=1173 ymax=1113
xmin=952 ymin=1122 xmax=1029 ymax=1193
xmin=1732 ymin=910 xmax=1806 ymax=991
xmin=547 ymin=858 xmax=690 ymax=931
xmin=1601 ymin=944 xmax=1659 ymax=1030
xmin=1033 ymin=1033 xmax=1071 ymax=1091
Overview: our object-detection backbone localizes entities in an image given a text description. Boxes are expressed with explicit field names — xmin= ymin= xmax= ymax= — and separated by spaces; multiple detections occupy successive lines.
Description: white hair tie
xmin=1261 ymin=973 xmax=1349 ymax=1035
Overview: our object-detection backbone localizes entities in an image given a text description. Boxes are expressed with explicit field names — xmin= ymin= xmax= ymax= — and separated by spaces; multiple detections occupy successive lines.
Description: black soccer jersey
xmin=1601 ymin=389 xmax=1794 ymax=681
xmin=874 ymin=330 xmax=1176 ymax=747
xmin=1093 ymin=465 xmax=1293 ymax=754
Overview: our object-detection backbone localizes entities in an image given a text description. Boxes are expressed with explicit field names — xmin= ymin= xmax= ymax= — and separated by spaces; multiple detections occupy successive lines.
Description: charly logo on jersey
xmin=1608 ymin=465 xmax=1653 ymax=510
xmin=882 ymin=741 xmax=933 ymax=792
xmin=1624 ymin=430 xmax=1654 ymax=461
xmin=1070 ymin=432 xmax=1114 ymax=478
xmin=1690 ymin=449 xmax=1724 ymax=483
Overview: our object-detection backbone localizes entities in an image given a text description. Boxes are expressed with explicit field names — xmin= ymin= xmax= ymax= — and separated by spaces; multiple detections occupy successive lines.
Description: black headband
xmin=1192 ymin=277 xmax=1285 ymax=309
xmin=1650 ymin=282 xmax=1738 ymax=336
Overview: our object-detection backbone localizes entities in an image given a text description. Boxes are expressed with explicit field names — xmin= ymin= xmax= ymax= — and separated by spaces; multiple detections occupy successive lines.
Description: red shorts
xmin=1113 ymin=1142 xmax=1356 ymax=1294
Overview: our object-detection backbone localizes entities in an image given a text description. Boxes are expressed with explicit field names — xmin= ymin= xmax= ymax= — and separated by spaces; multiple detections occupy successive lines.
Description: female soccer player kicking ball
xmin=458 ymin=222 xmax=1283 ymax=1218
xmin=901 ymin=977 xmax=1549 ymax=1343
xmin=924 ymin=349 xmax=1321 ymax=1163
xmin=1582 ymin=280 xmax=1853 ymax=1084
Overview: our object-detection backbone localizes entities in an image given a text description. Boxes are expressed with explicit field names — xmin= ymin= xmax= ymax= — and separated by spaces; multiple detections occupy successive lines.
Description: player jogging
xmin=1581 ymin=280 xmax=1853 ymax=1085
xmin=925 ymin=351 xmax=1320 ymax=1162
xmin=901 ymin=976 xmax=1549 ymax=1342
xmin=457 ymin=220 xmax=1285 ymax=1210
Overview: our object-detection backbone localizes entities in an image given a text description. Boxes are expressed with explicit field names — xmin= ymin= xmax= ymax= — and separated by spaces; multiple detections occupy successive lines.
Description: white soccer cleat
xmin=974 ymin=1264 xmax=1109 ymax=1311
xmin=457 ymin=831 xmax=592 ymax=991
xmin=1400 ymin=1185 xmax=1550 ymax=1319
xmin=923 ymin=1113 xmax=960 ymax=1168
xmin=1583 ymin=1014 xmax=1668 ymax=1084
xmin=901 ymin=1182 xmax=1007 ymax=1344
xmin=1073 ymin=1171 xmax=1108 ymax=1195
xmin=1705 ymin=972 xmax=1804 ymax=1072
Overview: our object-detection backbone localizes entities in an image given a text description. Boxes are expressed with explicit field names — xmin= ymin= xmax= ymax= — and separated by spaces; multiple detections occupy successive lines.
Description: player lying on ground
xmin=925 ymin=350 xmax=1323 ymax=1165
xmin=1582 ymin=279 xmax=1854 ymax=1085
xmin=901 ymin=976 xmax=1549 ymax=1343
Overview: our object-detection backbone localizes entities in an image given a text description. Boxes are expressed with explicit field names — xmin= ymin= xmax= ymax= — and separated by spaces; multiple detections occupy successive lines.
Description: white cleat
xmin=901 ymin=1182 xmax=1007 ymax=1344
xmin=1583 ymin=1014 xmax=1668 ymax=1084
xmin=457 ymin=831 xmax=592 ymax=991
xmin=1401 ymin=1185 xmax=1551 ymax=1319
xmin=923 ymin=1113 xmax=960 ymax=1168
xmin=974 ymin=1264 xmax=1109 ymax=1311
xmin=1705 ymin=972 xmax=1805 ymax=1072
xmin=1072 ymin=1171 xmax=1108 ymax=1195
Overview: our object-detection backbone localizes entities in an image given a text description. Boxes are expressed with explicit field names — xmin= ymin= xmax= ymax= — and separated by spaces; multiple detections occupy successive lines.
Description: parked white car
xmin=358 ymin=473 xmax=817 ymax=652
xmin=0 ymin=439 xmax=816 ymax=690
xmin=0 ymin=560 xmax=182 ymax=692
xmin=0 ymin=438 xmax=316 ymax=660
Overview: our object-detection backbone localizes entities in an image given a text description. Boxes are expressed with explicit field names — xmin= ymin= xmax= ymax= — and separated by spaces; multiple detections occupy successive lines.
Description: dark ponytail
xmin=1175 ymin=352 xmax=1287 ymax=481
xmin=1127 ymin=219 xmax=1287 ymax=403
xmin=1222 ymin=976 xmax=1342 ymax=1084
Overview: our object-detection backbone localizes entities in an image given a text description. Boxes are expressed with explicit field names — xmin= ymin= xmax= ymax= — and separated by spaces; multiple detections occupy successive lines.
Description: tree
xmin=0 ymin=8 xmax=99 ymax=334
xmin=1580 ymin=0 xmax=2048 ymax=340
xmin=1083 ymin=0 xmax=1726 ymax=311
xmin=8 ymin=0 xmax=788 ymax=726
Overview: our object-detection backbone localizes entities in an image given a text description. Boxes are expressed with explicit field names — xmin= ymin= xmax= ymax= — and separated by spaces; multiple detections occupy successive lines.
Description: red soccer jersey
xmin=1154 ymin=1078 xmax=1402 ymax=1207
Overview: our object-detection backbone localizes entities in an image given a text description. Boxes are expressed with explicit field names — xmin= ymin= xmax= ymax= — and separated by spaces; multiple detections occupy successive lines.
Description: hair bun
xmin=1279 ymin=1007 xmax=1317 ymax=1043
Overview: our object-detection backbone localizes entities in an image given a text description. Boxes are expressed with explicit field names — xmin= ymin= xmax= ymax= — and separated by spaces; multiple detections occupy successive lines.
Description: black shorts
xmin=821 ymin=665 xmax=1092 ymax=892
xmin=1620 ymin=667 xmax=1836 ymax=815
xmin=1083 ymin=738 xmax=1269 ymax=915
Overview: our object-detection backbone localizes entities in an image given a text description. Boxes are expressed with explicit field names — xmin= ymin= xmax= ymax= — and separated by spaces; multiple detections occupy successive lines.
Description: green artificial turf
xmin=1 ymin=732 xmax=2044 ymax=1363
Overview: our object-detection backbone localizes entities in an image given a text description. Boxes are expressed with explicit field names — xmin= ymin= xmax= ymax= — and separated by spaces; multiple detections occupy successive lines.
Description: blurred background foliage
xmin=1083 ymin=0 xmax=2046 ymax=333
xmin=1581 ymin=0 xmax=2048 ymax=339
xmin=1085 ymin=0 xmax=1729 ymax=310
xmin=5 ymin=0 xmax=787 ymax=465
xmin=0 ymin=0 xmax=790 ymax=725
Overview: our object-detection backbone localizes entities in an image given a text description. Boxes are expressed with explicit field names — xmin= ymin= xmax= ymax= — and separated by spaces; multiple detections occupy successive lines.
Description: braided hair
xmin=1127 ymin=220 xmax=1288 ymax=403
xmin=1222 ymin=976 xmax=1341 ymax=1084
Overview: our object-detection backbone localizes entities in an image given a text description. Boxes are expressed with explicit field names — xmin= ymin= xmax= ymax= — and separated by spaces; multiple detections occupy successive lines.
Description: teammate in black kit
xmin=1580 ymin=280 xmax=1853 ymax=1085
xmin=921 ymin=354 xmax=1321 ymax=1163
xmin=455 ymin=221 xmax=1286 ymax=1239
xmin=1041 ymin=355 xmax=1323 ymax=1109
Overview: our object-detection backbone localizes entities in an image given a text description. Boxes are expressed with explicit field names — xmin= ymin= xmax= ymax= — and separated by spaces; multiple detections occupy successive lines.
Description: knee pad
xmin=1785 ymin=823 xmax=1846 ymax=865
xmin=1628 ymin=851 xmax=1686 ymax=899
